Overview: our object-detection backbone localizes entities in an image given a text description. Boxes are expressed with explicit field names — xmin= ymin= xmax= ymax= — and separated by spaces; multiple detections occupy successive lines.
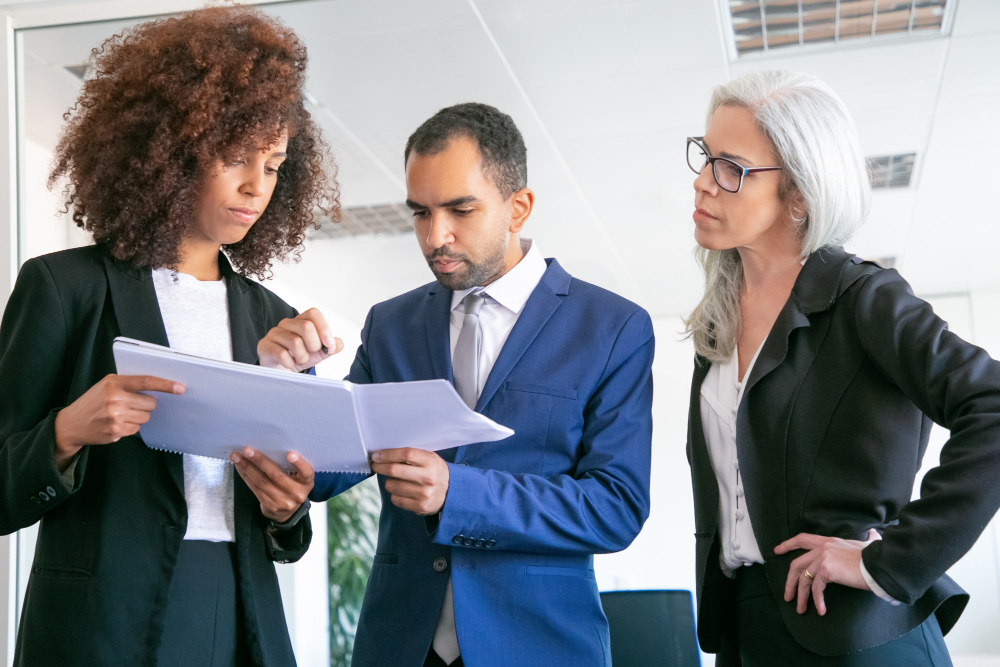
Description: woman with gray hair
xmin=684 ymin=69 xmax=997 ymax=665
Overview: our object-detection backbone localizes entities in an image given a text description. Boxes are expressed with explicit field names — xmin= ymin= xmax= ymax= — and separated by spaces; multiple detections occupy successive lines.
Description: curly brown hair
xmin=48 ymin=5 xmax=339 ymax=279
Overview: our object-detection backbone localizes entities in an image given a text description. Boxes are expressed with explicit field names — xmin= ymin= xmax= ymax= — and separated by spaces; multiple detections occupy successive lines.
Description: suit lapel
xmin=474 ymin=260 xmax=570 ymax=413
xmin=475 ymin=286 xmax=560 ymax=413
xmin=103 ymin=255 xmax=170 ymax=347
xmin=736 ymin=247 xmax=854 ymax=549
xmin=102 ymin=255 xmax=185 ymax=497
xmin=423 ymin=286 xmax=456 ymax=462
xmin=743 ymin=246 xmax=853 ymax=396
xmin=743 ymin=294 xmax=810 ymax=395
xmin=218 ymin=255 xmax=266 ymax=539
xmin=424 ymin=287 xmax=454 ymax=383
xmin=219 ymin=254 xmax=259 ymax=365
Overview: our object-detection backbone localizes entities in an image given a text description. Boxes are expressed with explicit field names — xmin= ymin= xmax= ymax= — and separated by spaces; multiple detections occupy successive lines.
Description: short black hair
xmin=404 ymin=102 xmax=527 ymax=199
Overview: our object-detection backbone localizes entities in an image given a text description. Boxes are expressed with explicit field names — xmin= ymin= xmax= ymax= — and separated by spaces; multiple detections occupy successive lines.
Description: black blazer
xmin=0 ymin=245 xmax=311 ymax=666
xmin=686 ymin=246 xmax=1000 ymax=656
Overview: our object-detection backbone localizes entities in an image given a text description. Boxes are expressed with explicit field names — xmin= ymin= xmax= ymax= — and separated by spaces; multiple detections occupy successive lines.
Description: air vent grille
xmin=310 ymin=203 xmax=413 ymax=240
xmin=867 ymin=153 xmax=916 ymax=189
xmin=728 ymin=0 xmax=948 ymax=56
xmin=64 ymin=64 xmax=90 ymax=80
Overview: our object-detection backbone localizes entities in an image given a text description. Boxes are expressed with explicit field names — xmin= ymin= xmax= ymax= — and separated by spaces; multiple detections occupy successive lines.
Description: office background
xmin=0 ymin=0 xmax=998 ymax=665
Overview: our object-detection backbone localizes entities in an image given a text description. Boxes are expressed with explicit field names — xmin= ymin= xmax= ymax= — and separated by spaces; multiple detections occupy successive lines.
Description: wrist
xmin=269 ymin=500 xmax=311 ymax=529
xmin=53 ymin=410 xmax=83 ymax=470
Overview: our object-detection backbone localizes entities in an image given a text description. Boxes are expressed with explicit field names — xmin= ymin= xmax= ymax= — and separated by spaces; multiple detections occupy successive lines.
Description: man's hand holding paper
xmin=371 ymin=448 xmax=450 ymax=516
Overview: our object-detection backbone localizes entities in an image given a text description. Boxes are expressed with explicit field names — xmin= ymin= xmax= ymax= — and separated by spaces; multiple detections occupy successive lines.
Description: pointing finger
xmin=120 ymin=375 xmax=185 ymax=395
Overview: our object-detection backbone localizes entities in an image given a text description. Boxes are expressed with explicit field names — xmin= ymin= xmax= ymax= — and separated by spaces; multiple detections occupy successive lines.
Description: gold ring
xmin=804 ymin=570 xmax=815 ymax=580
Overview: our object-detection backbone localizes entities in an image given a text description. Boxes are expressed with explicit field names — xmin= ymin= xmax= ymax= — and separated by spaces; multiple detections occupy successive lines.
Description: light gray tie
xmin=453 ymin=292 xmax=485 ymax=409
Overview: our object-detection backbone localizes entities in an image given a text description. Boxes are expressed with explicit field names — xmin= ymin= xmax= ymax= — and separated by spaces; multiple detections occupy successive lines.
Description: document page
xmin=353 ymin=381 xmax=513 ymax=452
xmin=113 ymin=338 xmax=370 ymax=473
xmin=112 ymin=338 xmax=514 ymax=473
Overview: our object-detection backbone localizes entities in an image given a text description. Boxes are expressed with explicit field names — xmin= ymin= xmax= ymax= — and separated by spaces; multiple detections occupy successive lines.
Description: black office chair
xmin=600 ymin=589 xmax=701 ymax=667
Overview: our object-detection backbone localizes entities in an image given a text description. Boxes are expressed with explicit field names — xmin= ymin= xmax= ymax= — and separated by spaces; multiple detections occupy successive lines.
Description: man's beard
xmin=425 ymin=227 xmax=510 ymax=291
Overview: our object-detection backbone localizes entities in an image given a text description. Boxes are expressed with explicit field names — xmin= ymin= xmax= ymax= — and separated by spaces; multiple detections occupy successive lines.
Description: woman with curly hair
xmin=0 ymin=6 xmax=341 ymax=666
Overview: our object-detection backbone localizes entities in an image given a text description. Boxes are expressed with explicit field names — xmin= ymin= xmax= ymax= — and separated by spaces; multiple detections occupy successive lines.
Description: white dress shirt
xmin=152 ymin=268 xmax=237 ymax=543
xmin=700 ymin=337 xmax=898 ymax=604
xmin=432 ymin=238 xmax=548 ymax=664
xmin=700 ymin=340 xmax=767 ymax=576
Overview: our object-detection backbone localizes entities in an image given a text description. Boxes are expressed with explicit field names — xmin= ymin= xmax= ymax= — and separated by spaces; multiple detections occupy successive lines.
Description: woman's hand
xmin=54 ymin=374 xmax=185 ymax=471
xmin=230 ymin=447 xmax=315 ymax=523
xmin=773 ymin=528 xmax=882 ymax=616
xmin=258 ymin=308 xmax=343 ymax=372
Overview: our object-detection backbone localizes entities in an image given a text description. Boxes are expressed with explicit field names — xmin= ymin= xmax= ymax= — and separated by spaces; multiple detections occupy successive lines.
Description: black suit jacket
xmin=0 ymin=245 xmax=310 ymax=666
xmin=686 ymin=246 xmax=999 ymax=656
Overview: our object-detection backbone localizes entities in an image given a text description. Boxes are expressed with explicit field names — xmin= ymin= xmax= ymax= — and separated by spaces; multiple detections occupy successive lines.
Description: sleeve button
xmin=38 ymin=492 xmax=49 ymax=502
xmin=46 ymin=486 xmax=57 ymax=497
xmin=452 ymin=535 xmax=463 ymax=545
xmin=30 ymin=497 xmax=40 ymax=505
xmin=463 ymin=537 xmax=474 ymax=546
xmin=474 ymin=539 xmax=485 ymax=547
xmin=485 ymin=540 xmax=496 ymax=548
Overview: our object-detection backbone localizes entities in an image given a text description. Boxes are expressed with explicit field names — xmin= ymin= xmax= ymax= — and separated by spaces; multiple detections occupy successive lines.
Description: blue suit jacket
xmin=312 ymin=258 xmax=654 ymax=667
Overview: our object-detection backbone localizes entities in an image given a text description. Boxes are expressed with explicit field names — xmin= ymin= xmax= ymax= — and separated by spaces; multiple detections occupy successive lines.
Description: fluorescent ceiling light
xmin=310 ymin=203 xmax=413 ymax=241
xmin=728 ymin=0 xmax=948 ymax=56
xmin=867 ymin=153 xmax=916 ymax=189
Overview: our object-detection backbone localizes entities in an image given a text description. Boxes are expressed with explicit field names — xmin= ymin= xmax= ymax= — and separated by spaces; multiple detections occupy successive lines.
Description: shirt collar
xmin=451 ymin=238 xmax=547 ymax=314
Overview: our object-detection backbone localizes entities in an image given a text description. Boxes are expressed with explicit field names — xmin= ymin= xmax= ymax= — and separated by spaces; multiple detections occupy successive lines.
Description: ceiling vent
xmin=867 ymin=153 xmax=916 ymax=189
xmin=310 ymin=203 xmax=413 ymax=241
xmin=64 ymin=64 xmax=90 ymax=80
xmin=727 ymin=0 xmax=949 ymax=56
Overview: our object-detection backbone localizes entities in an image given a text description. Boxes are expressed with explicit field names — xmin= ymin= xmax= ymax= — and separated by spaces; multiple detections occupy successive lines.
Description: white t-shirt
xmin=152 ymin=268 xmax=236 ymax=542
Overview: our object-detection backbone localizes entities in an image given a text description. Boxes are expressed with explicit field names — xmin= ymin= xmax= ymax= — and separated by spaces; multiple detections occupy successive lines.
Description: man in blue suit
xmin=258 ymin=103 xmax=654 ymax=667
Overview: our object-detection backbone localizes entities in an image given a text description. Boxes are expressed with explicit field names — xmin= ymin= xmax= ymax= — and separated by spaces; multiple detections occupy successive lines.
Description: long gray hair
xmin=685 ymin=70 xmax=871 ymax=364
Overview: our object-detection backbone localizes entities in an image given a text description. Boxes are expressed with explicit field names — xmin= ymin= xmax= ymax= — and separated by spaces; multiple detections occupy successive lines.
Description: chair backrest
xmin=599 ymin=590 xmax=700 ymax=667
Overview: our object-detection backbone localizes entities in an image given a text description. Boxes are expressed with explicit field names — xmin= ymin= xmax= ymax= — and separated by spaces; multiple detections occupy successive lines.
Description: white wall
xmin=594 ymin=316 xmax=696 ymax=594
xmin=275 ymin=502 xmax=331 ymax=667
xmin=21 ymin=136 xmax=87 ymax=260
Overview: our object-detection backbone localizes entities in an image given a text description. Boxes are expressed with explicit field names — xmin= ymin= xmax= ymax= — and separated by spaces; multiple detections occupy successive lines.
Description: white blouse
xmin=152 ymin=268 xmax=236 ymax=543
xmin=699 ymin=340 xmax=766 ymax=576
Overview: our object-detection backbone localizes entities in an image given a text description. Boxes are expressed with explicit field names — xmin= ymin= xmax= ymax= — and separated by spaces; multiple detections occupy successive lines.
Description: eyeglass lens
xmin=686 ymin=139 xmax=743 ymax=193
xmin=713 ymin=159 xmax=743 ymax=193
xmin=686 ymin=140 xmax=708 ymax=176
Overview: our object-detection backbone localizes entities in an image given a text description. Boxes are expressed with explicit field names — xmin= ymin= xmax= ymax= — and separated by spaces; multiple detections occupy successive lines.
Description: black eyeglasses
xmin=686 ymin=137 xmax=782 ymax=194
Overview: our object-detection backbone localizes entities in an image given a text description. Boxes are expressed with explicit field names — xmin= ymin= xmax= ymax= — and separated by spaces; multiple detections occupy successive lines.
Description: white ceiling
xmin=16 ymin=0 xmax=1000 ymax=329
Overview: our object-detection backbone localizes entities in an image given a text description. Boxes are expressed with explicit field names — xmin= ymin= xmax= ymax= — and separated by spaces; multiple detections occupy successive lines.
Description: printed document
xmin=112 ymin=337 xmax=514 ymax=473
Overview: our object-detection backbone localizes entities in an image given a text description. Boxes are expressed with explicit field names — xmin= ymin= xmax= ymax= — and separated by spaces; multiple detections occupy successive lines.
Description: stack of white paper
xmin=112 ymin=337 xmax=514 ymax=473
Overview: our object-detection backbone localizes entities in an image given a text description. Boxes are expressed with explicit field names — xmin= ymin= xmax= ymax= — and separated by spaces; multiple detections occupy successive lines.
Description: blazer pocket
xmin=504 ymin=382 xmax=578 ymax=401
xmin=526 ymin=565 xmax=596 ymax=579
xmin=372 ymin=554 xmax=399 ymax=565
